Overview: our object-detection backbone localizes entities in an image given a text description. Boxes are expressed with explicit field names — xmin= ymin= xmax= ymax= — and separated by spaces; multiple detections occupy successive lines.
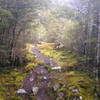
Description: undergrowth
xmin=0 ymin=43 xmax=98 ymax=100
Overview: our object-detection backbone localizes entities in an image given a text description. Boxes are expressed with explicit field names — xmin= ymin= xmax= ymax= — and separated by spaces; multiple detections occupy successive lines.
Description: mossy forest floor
xmin=0 ymin=43 xmax=99 ymax=100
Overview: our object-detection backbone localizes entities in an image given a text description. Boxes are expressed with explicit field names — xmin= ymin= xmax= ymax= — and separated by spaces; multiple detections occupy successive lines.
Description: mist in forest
xmin=0 ymin=0 xmax=100 ymax=100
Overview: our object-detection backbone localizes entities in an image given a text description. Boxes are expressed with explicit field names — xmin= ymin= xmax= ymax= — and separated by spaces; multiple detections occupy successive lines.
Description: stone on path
xmin=51 ymin=66 xmax=61 ymax=70
xmin=17 ymin=89 xmax=27 ymax=94
xmin=32 ymin=86 xmax=39 ymax=95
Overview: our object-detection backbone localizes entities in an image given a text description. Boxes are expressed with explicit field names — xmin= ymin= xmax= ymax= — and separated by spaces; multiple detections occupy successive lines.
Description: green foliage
xmin=0 ymin=9 xmax=13 ymax=17
xmin=24 ymin=44 xmax=36 ymax=63
xmin=15 ymin=75 xmax=24 ymax=83
xmin=37 ymin=43 xmax=95 ymax=100
xmin=0 ymin=9 xmax=13 ymax=28
xmin=10 ymin=96 xmax=21 ymax=100
xmin=26 ymin=53 xmax=35 ymax=62
xmin=35 ymin=59 xmax=45 ymax=65
xmin=66 ymin=71 xmax=95 ymax=100
xmin=25 ymin=63 xmax=36 ymax=71
xmin=0 ymin=95 xmax=4 ymax=100
xmin=0 ymin=45 xmax=10 ymax=65
xmin=0 ymin=43 xmax=97 ymax=100
xmin=10 ymin=71 xmax=19 ymax=77
xmin=39 ymin=43 xmax=79 ymax=68
xmin=0 ymin=85 xmax=7 ymax=92
xmin=38 ymin=43 xmax=55 ymax=50
xmin=0 ymin=67 xmax=29 ymax=100
xmin=50 ymin=71 xmax=95 ymax=100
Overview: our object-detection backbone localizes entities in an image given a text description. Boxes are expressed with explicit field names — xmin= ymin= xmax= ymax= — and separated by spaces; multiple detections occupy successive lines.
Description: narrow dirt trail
xmin=32 ymin=46 xmax=57 ymax=67
xmin=22 ymin=46 xmax=58 ymax=100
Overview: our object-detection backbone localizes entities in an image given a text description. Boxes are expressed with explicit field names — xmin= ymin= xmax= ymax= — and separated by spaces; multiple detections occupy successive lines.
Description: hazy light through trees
xmin=0 ymin=0 xmax=100 ymax=99
xmin=50 ymin=0 xmax=83 ymax=11
xmin=50 ymin=0 xmax=74 ymax=5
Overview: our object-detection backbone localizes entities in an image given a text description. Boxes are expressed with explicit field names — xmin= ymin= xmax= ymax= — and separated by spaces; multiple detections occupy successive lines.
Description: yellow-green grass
xmin=0 ymin=44 xmax=45 ymax=100
xmin=0 ymin=43 xmax=97 ymax=100
xmin=50 ymin=70 xmax=95 ymax=100
xmin=38 ymin=43 xmax=79 ymax=68
xmin=37 ymin=43 xmax=96 ymax=100
xmin=0 ymin=67 xmax=28 ymax=100
xmin=0 ymin=44 xmax=35 ymax=100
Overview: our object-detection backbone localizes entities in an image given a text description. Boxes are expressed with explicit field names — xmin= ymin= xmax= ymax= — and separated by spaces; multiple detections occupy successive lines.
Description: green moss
xmin=0 ymin=97 xmax=4 ymax=100
xmin=35 ymin=59 xmax=45 ymax=65
xmin=26 ymin=53 xmax=35 ymax=62
xmin=0 ymin=85 xmax=7 ymax=92
xmin=0 ymin=67 xmax=29 ymax=100
xmin=10 ymin=96 xmax=21 ymax=100
xmin=0 ymin=43 xmax=96 ymax=100
xmin=38 ymin=43 xmax=55 ymax=50
xmin=49 ymin=69 xmax=95 ymax=100
xmin=39 ymin=43 xmax=79 ymax=68
xmin=10 ymin=71 xmax=19 ymax=77
xmin=15 ymin=76 xmax=24 ymax=83
xmin=0 ymin=9 xmax=13 ymax=17
xmin=66 ymin=71 xmax=95 ymax=100
xmin=25 ymin=63 xmax=37 ymax=71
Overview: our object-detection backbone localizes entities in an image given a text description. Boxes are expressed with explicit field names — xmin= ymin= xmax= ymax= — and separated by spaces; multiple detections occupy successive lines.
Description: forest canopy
xmin=0 ymin=0 xmax=99 ymax=66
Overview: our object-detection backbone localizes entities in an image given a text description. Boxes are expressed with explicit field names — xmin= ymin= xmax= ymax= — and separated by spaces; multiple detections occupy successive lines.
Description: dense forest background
xmin=0 ymin=0 xmax=100 ymax=100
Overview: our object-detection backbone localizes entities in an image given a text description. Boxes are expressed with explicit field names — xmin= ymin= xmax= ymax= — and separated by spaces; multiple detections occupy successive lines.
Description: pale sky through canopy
xmin=50 ymin=0 xmax=76 ymax=7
